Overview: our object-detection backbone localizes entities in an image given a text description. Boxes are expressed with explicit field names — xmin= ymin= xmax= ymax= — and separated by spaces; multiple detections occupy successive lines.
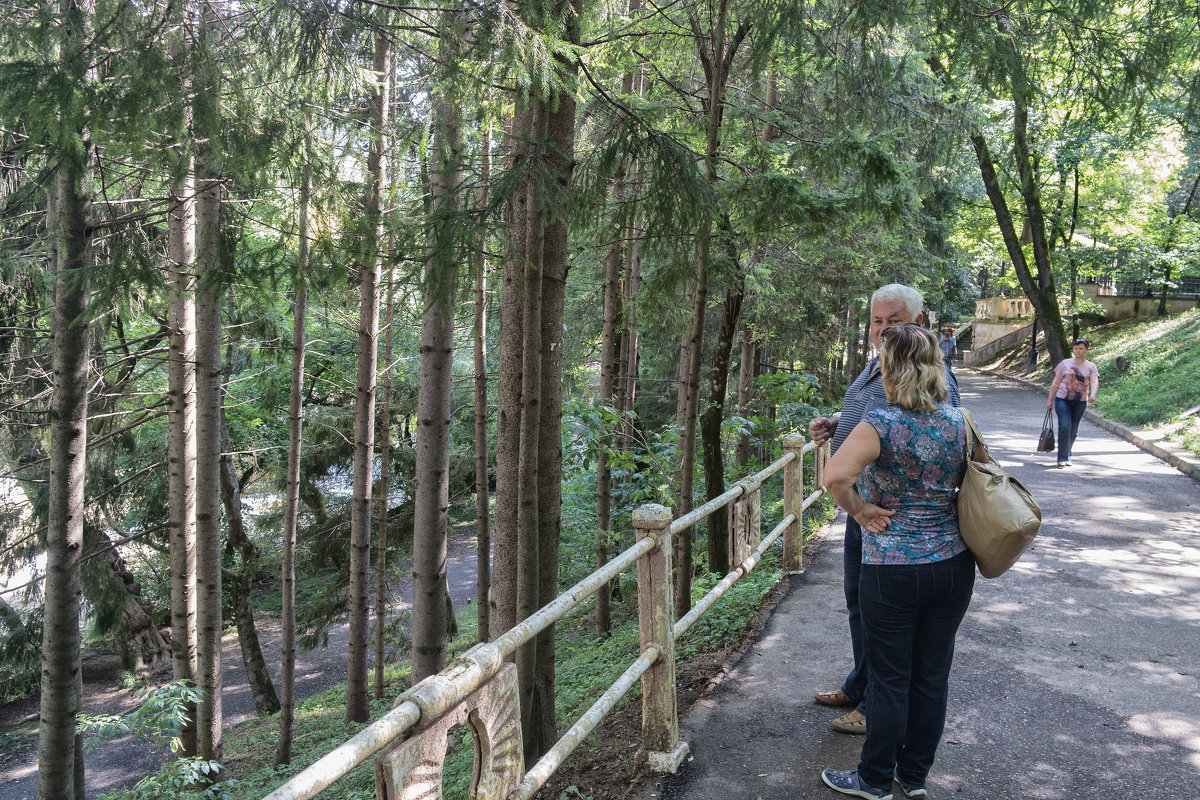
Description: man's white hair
xmin=871 ymin=283 xmax=923 ymax=320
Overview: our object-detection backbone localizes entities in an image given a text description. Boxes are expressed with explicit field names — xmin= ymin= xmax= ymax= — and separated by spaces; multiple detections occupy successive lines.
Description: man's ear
xmin=915 ymin=312 xmax=924 ymax=325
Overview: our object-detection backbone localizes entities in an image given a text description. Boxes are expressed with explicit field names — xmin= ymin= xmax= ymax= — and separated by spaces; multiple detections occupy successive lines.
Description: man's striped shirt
xmin=829 ymin=358 xmax=961 ymax=456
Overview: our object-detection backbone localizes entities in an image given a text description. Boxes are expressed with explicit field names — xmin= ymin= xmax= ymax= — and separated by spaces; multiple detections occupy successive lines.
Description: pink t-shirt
xmin=1054 ymin=359 xmax=1098 ymax=401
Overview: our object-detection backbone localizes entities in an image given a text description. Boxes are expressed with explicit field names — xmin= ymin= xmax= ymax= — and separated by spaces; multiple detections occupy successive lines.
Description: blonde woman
xmin=820 ymin=323 xmax=984 ymax=800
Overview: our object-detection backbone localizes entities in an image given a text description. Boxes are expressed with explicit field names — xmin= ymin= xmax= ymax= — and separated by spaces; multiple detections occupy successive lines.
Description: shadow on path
xmin=633 ymin=370 xmax=1200 ymax=800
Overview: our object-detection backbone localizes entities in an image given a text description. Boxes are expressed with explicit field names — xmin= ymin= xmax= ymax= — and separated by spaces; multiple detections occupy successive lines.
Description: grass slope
xmin=115 ymin=491 xmax=835 ymax=800
xmin=980 ymin=308 xmax=1200 ymax=457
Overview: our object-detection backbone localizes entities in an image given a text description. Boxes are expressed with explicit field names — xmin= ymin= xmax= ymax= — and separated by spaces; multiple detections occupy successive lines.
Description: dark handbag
xmin=1036 ymin=409 xmax=1056 ymax=453
xmin=959 ymin=409 xmax=1043 ymax=579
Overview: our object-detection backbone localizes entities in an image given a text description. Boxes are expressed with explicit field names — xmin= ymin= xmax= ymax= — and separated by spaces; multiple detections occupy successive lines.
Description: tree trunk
xmin=194 ymin=148 xmax=223 ymax=767
xmin=346 ymin=30 xmax=390 ymax=723
xmin=82 ymin=525 xmax=171 ymax=672
xmin=218 ymin=415 xmax=279 ymax=716
xmin=529 ymin=68 xmax=576 ymax=760
xmin=38 ymin=70 xmax=92 ymax=798
xmin=734 ymin=320 xmax=756 ymax=468
xmin=620 ymin=189 xmax=643 ymax=457
xmin=275 ymin=153 xmax=309 ymax=765
xmin=167 ymin=132 xmax=199 ymax=759
xmin=412 ymin=11 xmax=463 ymax=681
xmin=969 ymin=128 xmax=1065 ymax=365
xmin=701 ymin=275 xmax=745 ymax=577
xmin=593 ymin=158 xmax=626 ymax=634
xmin=515 ymin=103 xmax=548 ymax=745
xmin=491 ymin=113 xmax=524 ymax=641
xmin=374 ymin=259 xmax=396 ymax=699
xmin=474 ymin=126 xmax=492 ymax=644
xmin=1010 ymin=82 xmax=1068 ymax=364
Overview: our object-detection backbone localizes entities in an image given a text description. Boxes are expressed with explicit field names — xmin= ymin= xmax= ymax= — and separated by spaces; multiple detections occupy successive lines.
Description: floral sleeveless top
xmin=856 ymin=403 xmax=970 ymax=565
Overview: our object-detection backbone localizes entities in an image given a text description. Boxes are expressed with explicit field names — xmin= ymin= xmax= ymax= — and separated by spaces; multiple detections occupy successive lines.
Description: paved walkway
xmin=633 ymin=369 xmax=1200 ymax=800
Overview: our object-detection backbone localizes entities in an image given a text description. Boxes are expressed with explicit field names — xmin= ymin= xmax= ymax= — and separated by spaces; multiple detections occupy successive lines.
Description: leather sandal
xmin=831 ymin=709 xmax=867 ymax=735
xmin=815 ymin=688 xmax=857 ymax=707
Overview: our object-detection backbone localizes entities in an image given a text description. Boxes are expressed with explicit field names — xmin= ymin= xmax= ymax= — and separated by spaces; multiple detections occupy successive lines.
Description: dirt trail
xmin=0 ymin=523 xmax=483 ymax=800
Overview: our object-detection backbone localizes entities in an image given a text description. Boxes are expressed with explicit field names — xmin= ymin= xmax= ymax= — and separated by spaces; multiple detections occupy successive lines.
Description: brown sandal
xmin=831 ymin=709 xmax=867 ymax=735
xmin=814 ymin=688 xmax=857 ymax=707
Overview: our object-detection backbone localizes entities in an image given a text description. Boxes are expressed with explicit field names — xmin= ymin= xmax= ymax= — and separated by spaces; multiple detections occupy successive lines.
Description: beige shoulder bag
xmin=958 ymin=409 xmax=1043 ymax=578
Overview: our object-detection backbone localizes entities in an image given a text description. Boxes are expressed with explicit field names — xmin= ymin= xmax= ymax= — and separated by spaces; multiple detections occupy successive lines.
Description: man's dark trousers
xmin=840 ymin=517 xmax=868 ymax=708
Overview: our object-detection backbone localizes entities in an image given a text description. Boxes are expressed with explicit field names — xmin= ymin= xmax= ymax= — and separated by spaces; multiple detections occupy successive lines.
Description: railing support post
xmin=633 ymin=503 xmax=688 ymax=773
xmin=782 ymin=434 xmax=805 ymax=574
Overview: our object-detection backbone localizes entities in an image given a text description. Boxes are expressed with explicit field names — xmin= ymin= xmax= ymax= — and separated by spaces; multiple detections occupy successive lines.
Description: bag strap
xmin=1043 ymin=408 xmax=1054 ymax=427
xmin=960 ymin=407 xmax=990 ymax=462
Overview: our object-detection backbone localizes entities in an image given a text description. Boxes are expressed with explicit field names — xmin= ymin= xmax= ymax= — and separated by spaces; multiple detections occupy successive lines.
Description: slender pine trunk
xmin=167 ymin=146 xmax=199 ymax=758
xmin=194 ymin=163 xmax=223 ymax=764
xmin=346 ymin=30 xmax=390 ymax=722
xmin=412 ymin=12 xmax=463 ymax=680
xmin=38 ymin=107 xmax=92 ymax=800
xmin=701 ymin=275 xmax=744 ymax=577
xmin=474 ymin=126 xmax=492 ymax=643
xmin=374 ymin=262 xmax=396 ymax=699
xmin=275 ymin=154 xmax=309 ymax=764
xmin=491 ymin=112 xmax=527 ymax=640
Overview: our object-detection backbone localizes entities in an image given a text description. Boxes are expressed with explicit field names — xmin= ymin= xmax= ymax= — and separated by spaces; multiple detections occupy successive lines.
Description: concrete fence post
xmin=782 ymin=434 xmax=805 ymax=574
xmin=633 ymin=503 xmax=688 ymax=773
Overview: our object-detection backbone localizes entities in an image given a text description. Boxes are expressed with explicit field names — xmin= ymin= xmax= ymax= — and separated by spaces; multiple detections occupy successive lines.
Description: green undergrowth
xmin=197 ymin=495 xmax=835 ymax=800
xmin=1083 ymin=310 xmax=1200 ymax=431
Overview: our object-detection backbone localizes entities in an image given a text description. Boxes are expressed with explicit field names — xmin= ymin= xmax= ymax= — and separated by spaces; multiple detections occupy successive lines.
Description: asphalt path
xmin=0 ymin=523 xmax=484 ymax=800
xmin=633 ymin=369 xmax=1200 ymax=800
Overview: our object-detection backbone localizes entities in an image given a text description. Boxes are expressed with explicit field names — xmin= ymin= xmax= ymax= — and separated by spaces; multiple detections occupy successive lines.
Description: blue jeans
xmin=1054 ymin=397 xmax=1087 ymax=462
xmin=856 ymin=550 xmax=975 ymax=790
xmin=840 ymin=518 xmax=868 ymax=710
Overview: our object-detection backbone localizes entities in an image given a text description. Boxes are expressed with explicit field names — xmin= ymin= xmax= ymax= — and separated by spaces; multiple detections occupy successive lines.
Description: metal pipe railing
xmin=511 ymin=646 xmax=661 ymax=799
xmin=263 ymin=433 xmax=829 ymax=800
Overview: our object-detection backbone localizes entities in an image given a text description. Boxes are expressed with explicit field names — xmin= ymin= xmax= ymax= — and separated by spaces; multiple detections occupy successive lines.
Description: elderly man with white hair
xmin=807 ymin=284 xmax=960 ymax=737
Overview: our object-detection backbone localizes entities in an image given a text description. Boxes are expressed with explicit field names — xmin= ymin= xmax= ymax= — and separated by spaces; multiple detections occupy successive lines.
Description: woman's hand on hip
xmin=853 ymin=504 xmax=896 ymax=534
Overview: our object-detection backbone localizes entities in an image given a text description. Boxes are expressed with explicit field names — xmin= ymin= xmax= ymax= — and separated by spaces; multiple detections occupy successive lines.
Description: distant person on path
xmin=807 ymin=284 xmax=959 ymax=736
xmin=1046 ymin=338 xmax=1099 ymax=468
xmin=938 ymin=328 xmax=957 ymax=369
xmin=819 ymin=323 xmax=982 ymax=800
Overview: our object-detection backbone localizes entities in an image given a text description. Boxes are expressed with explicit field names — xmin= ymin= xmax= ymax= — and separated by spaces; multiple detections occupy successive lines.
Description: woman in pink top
xmin=1046 ymin=338 xmax=1099 ymax=467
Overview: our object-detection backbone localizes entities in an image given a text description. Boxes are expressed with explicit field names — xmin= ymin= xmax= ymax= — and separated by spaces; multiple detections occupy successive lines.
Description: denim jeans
xmin=840 ymin=518 xmax=868 ymax=710
xmin=1054 ymin=397 xmax=1088 ymax=462
xmin=856 ymin=549 xmax=975 ymax=790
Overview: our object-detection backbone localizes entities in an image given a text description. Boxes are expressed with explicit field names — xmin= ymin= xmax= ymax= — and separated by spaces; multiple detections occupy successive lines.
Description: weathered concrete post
xmin=782 ymin=434 xmax=806 ymax=574
xmin=633 ymin=503 xmax=688 ymax=773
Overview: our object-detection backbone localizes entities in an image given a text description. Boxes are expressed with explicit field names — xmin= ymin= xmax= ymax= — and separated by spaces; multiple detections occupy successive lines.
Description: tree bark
xmin=734 ymin=319 xmax=756 ymax=468
xmin=675 ymin=0 xmax=738 ymax=616
xmin=969 ymin=127 xmax=1065 ymax=365
xmin=167 ymin=122 xmax=199 ymax=759
xmin=701 ymin=274 xmax=745 ymax=577
xmin=593 ymin=158 xmax=626 ymax=634
xmin=474 ymin=126 xmax=492 ymax=643
xmin=38 ymin=56 xmax=92 ymax=795
xmin=529 ymin=66 xmax=576 ymax=759
xmin=412 ymin=10 xmax=464 ymax=681
xmin=275 ymin=152 xmax=310 ymax=764
xmin=515 ymin=104 xmax=548 ymax=742
xmin=194 ymin=156 xmax=223 ymax=764
xmin=374 ymin=256 xmax=397 ymax=699
xmin=491 ymin=112 xmax=524 ymax=641
xmin=346 ymin=30 xmax=390 ymax=723
xmin=217 ymin=414 xmax=279 ymax=716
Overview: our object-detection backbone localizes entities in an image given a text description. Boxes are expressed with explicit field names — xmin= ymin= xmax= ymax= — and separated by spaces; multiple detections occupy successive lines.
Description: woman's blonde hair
xmin=879 ymin=323 xmax=947 ymax=411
